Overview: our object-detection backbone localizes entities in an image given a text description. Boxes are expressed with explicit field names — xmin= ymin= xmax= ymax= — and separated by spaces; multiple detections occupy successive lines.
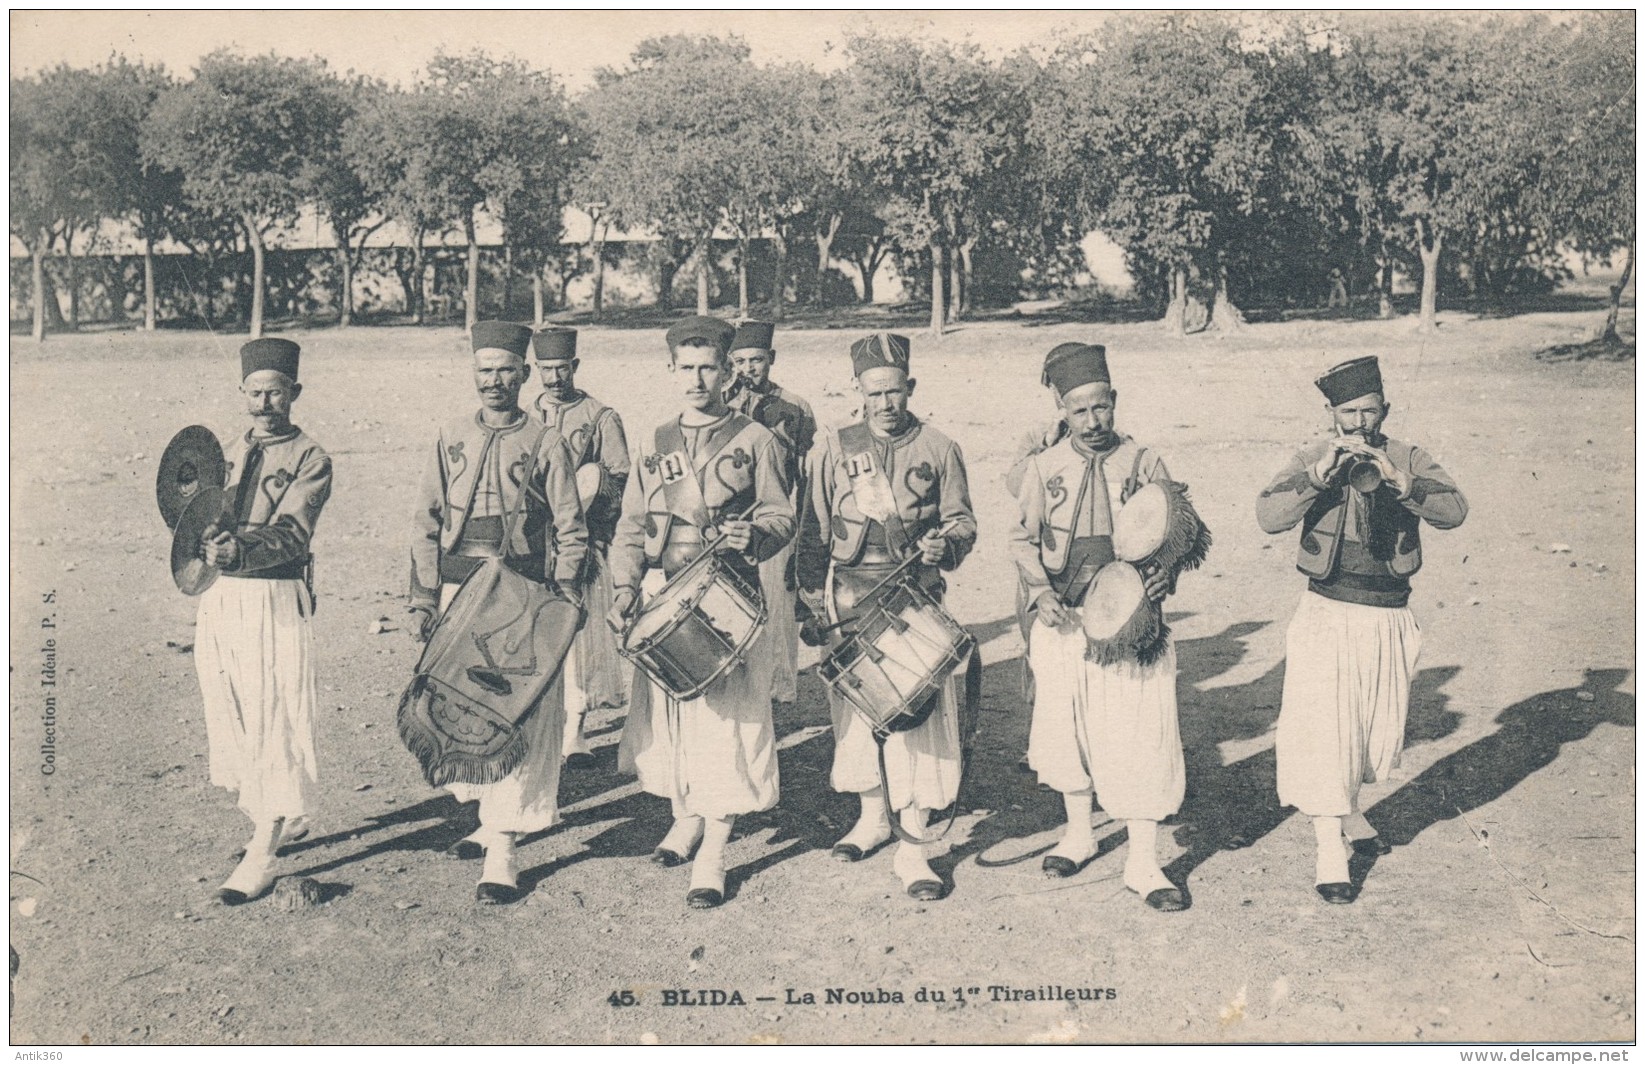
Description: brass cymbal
xmin=157 ymin=425 xmax=225 ymax=530
xmin=171 ymin=486 xmax=230 ymax=596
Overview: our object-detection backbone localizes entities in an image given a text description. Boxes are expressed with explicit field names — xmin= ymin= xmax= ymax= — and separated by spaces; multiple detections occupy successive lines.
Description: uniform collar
xmin=245 ymin=425 xmax=299 ymax=446
xmin=474 ymin=409 xmax=529 ymax=434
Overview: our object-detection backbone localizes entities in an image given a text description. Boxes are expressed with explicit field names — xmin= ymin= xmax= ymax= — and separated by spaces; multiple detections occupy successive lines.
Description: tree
xmin=1528 ymin=13 xmax=1636 ymax=342
xmin=841 ymin=34 xmax=1019 ymax=335
xmin=1039 ymin=16 xmax=1285 ymax=334
xmin=10 ymin=73 xmax=75 ymax=341
xmin=348 ymin=86 xmax=455 ymax=323
xmin=307 ymin=75 xmax=386 ymax=327
xmin=582 ymin=35 xmax=753 ymax=315
xmin=145 ymin=51 xmax=345 ymax=337
xmin=100 ymin=58 xmax=184 ymax=331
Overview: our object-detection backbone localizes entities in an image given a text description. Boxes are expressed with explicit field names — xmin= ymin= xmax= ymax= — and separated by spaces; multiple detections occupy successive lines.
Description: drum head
xmin=157 ymin=425 xmax=225 ymax=530
xmin=1081 ymin=562 xmax=1147 ymax=642
xmin=1113 ymin=482 xmax=1169 ymax=563
xmin=171 ymin=486 xmax=230 ymax=596
xmin=627 ymin=560 xmax=717 ymax=645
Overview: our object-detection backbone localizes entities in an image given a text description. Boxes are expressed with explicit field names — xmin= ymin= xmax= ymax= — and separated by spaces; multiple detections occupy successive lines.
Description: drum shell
xmin=820 ymin=579 xmax=975 ymax=736
xmin=622 ymin=557 xmax=766 ymax=701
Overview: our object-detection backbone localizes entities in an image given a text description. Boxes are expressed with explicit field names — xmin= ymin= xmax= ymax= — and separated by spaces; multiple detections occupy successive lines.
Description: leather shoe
xmin=652 ymin=847 xmax=690 ymax=868
xmin=475 ymin=881 xmax=520 ymax=905
xmin=563 ymin=752 xmax=597 ymax=771
xmin=216 ymin=887 xmax=258 ymax=906
xmin=831 ymin=843 xmax=866 ymax=862
xmin=686 ymin=887 xmax=724 ymax=910
xmin=1143 ymin=887 xmax=1189 ymax=912
xmin=1041 ymin=855 xmax=1082 ymax=879
xmin=905 ymin=879 xmax=946 ymax=902
xmin=445 ymin=840 xmax=484 ymax=861
xmin=1350 ymin=836 xmax=1392 ymax=857
xmin=1316 ymin=881 xmax=1356 ymax=904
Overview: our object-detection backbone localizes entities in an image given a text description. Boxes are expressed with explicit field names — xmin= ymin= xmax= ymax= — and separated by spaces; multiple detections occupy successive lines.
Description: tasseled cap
xmin=665 ymin=315 xmax=735 ymax=355
xmin=531 ymin=326 xmax=577 ymax=362
xmin=1315 ymin=356 xmax=1383 ymax=406
xmin=730 ymin=320 xmax=775 ymax=352
xmin=471 ymin=320 xmax=533 ymax=358
xmin=240 ymin=337 xmax=300 ymax=381
xmin=849 ymin=332 xmax=910 ymax=376
xmin=1044 ymin=343 xmax=1110 ymax=398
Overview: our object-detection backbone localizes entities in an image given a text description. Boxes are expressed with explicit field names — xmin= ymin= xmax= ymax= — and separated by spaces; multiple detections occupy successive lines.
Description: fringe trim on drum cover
xmin=396 ymin=677 xmax=529 ymax=788
xmin=1083 ymin=602 xmax=1172 ymax=668
xmin=1151 ymin=480 xmax=1213 ymax=577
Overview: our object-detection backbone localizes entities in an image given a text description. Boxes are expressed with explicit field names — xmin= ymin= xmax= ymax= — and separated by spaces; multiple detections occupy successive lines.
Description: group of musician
xmin=193 ymin=319 xmax=1466 ymax=915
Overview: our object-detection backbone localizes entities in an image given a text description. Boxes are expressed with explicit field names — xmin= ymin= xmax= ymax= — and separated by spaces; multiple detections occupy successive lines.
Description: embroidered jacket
xmin=1009 ymin=433 xmax=1166 ymax=609
xmin=796 ymin=415 xmax=977 ymax=592
xmin=535 ymin=390 xmax=629 ymax=548
xmin=1256 ymin=435 xmax=1467 ymax=607
xmin=219 ymin=426 xmax=333 ymax=581
xmin=607 ymin=411 xmax=795 ymax=593
xmin=727 ymin=379 xmax=816 ymax=495
xmin=409 ymin=411 xmax=589 ymax=610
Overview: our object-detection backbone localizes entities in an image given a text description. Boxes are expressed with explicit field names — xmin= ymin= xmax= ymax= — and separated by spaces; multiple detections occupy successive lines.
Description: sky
xmin=9 ymin=10 xmax=1127 ymax=89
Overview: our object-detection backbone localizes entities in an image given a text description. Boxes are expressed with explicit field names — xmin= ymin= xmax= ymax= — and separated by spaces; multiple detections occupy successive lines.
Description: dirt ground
xmin=7 ymin=304 xmax=1635 ymax=1045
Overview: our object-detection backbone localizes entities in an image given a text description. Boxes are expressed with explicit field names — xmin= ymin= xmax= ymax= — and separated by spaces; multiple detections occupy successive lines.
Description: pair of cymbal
xmin=158 ymin=426 xmax=228 ymax=596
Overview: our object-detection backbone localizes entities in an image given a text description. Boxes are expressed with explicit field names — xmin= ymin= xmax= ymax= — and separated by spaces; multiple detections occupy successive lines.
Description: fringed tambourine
xmin=1083 ymin=480 xmax=1212 ymax=667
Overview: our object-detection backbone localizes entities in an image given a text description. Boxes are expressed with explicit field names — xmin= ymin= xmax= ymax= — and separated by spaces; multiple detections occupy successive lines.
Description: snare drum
xmin=820 ymin=578 xmax=977 ymax=736
xmin=621 ymin=554 xmax=767 ymax=701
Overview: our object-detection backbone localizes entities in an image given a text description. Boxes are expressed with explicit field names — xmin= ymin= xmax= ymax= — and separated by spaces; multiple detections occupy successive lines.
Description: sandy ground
xmin=7 ymin=305 xmax=1635 ymax=1045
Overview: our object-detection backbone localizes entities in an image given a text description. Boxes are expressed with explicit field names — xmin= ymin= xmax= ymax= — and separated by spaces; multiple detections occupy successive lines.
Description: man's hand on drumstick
xmin=721 ymin=519 xmax=755 ymax=552
xmin=916 ymin=528 xmax=947 ymax=566
xmin=1035 ymin=590 xmax=1069 ymax=626
xmin=608 ymin=587 xmax=639 ymax=634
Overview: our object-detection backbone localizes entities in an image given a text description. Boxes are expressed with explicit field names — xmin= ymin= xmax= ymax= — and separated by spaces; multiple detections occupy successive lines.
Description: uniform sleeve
xmin=409 ymin=435 xmax=445 ymax=609
xmin=1009 ymin=452 xmax=1054 ymax=605
xmin=540 ymin=436 xmax=589 ymax=586
xmin=235 ymin=445 xmax=333 ymax=574
xmin=795 ymin=439 xmax=835 ymax=598
xmin=1256 ymin=446 xmax=1330 ymax=535
xmin=935 ymin=439 xmax=977 ymax=572
xmin=595 ymin=407 xmax=630 ymax=511
xmin=607 ymin=445 xmax=650 ymax=594
xmin=743 ymin=433 xmax=795 ymax=564
xmin=1400 ymin=446 xmax=1468 ymax=529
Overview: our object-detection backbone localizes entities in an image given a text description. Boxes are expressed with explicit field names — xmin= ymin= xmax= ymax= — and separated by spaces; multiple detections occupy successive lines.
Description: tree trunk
xmin=696 ymin=236 xmax=711 ymax=316
xmin=959 ymin=239 xmax=975 ymax=317
xmin=858 ymin=254 xmax=877 ymax=304
xmin=929 ymin=242 xmax=945 ymax=337
xmin=411 ymin=230 xmax=426 ymax=325
xmin=532 ymin=270 xmax=545 ymax=326
xmin=1602 ymin=240 xmax=1633 ymax=343
xmin=245 ymin=215 xmax=266 ymax=339
xmin=143 ymin=234 xmax=157 ymax=331
xmin=336 ymin=245 xmax=353 ymax=328
xmin=1209 ymin=261 xmax=1246 ymax=333
xmin=593 ymin=224 xmax=608 ymax=321
xmin=1416 ymin=219 xmax=1441 ymax=333
xmin=31 ymin=241 xmax=45 ymax=343
xmin=813 ymin=213 xmax=840 ymax=307
xmin=502 ymin=243 xmax=515 ymax=318
xmin=1378 ymin=243 xmax=1394 ymax=319
xmin=770 ymin=232 xmax=787 ymax=321
xmin=736 ymin=234 xmax=750 ymax=318
xmin=658 ymin=256 xmax=676 ymax=312
xmin=464 ymin=212 xmax=480 ymax=331
xmin=65 ymin=238 xmax=80 ymax=331
xmin=947 ymin=241 xmax=963 ymax=326
xmin=1164 ymin=265 xmax=1189 ymax=334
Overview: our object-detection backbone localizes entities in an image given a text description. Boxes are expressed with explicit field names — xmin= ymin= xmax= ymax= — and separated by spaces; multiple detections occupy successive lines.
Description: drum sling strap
xmin=654 ymin=414 xmax=753 ymax=537
xmin=836 ymin=428 xmax=979 ymax=847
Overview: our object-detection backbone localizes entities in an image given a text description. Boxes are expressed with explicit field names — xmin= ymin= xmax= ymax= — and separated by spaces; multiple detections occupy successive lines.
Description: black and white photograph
xmin=6 ymin=7 xmax=1636 ymax=1048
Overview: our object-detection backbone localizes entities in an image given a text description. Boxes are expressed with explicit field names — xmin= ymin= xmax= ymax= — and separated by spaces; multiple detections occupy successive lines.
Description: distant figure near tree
xmin=1327 ymin=268 xmax=1349 ymax=309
